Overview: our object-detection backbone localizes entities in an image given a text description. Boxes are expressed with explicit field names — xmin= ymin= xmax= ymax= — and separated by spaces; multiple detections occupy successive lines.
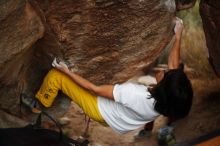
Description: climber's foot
xmin=20 ymin=93 xmax=41 ymax=114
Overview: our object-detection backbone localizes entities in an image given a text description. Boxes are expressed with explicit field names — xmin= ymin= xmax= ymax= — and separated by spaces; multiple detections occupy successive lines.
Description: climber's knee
xmin=35 ymin=69 xmax=64 ymax=107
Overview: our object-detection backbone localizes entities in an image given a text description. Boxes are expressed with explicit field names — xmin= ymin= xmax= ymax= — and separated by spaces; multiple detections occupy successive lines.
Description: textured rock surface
xmin=0 ymin=110 xmax=28 ymax=128
xmin=200 ymin=0 xmax=220 ymax=77
xmin=0 ymin=0 xmax=174 ymax=118
xmin=36 ymin=0 xmax=174 ymax=84
xmin=0 ymin=0 xmax=45 ymax=115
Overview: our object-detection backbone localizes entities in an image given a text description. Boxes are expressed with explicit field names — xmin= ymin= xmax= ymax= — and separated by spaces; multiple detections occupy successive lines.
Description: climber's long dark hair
xmin=150 ymin=64 xmax=193 ymax=119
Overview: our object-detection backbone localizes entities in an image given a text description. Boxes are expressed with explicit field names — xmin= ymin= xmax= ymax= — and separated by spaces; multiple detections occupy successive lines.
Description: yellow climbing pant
xmin=35 ymin=69 xmax=106 ymax=124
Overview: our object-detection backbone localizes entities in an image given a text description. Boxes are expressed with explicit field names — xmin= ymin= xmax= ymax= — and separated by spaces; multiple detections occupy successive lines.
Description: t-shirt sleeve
xmin=113 ymin=83 xmax=139 ymax=107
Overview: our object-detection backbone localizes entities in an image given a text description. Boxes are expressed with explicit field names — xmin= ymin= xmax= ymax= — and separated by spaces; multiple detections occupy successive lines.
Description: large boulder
xmin=36 ymin=0 xmax=175 ymax=84
xmin=200 ymin=0 xmax=220 ymax=77
xmin=0 ymin=0 xmax=45 ymax=117
xmin=0 ymin=0 xmax=174 ymax=118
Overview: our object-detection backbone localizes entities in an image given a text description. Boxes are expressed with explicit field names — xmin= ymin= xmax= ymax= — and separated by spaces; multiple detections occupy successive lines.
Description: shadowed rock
xmin=200 ymin=0 xmax=220 ymax=77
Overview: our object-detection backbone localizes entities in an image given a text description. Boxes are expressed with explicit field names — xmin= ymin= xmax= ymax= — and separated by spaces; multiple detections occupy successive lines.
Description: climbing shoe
xmin=134 ymin=129 xmax=151 ymax=139
xmin=157 ymin=126 xmax=176 ymax=146
xmin=20 ymin=93 xmax=41 ymax=114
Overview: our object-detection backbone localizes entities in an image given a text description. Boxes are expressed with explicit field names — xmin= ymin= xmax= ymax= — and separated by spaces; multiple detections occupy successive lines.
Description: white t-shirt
xmin=97 ymin=82 xmax=159 ymax=134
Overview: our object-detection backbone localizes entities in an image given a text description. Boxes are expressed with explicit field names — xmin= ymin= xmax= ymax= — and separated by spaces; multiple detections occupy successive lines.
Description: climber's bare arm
xmin=168 ymin=18 xmax=183 ymax=70
xmin=52 ymin=60 xmax=114 ymax=100
xmin=65 ymin=70 xmax=114 ymax=100
xmin=155 ymin=17 xmax=183 ymax=83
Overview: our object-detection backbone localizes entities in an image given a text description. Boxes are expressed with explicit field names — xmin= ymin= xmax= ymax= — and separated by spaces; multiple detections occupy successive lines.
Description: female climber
xmin=22 ymin=17 xmax=193 ymax=134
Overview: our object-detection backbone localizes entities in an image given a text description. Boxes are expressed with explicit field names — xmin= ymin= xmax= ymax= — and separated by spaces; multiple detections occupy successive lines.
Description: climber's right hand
xmin=174 ymin=17 xmax=184 ymax=39
xmin=52 ymin=58 xmax=70 ymax=73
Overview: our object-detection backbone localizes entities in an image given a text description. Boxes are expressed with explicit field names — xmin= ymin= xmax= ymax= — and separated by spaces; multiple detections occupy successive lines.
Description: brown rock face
xmin=200 ymin=0 xmax=220 ymax=77
xmin=37 ymin=0 xmax=174 ymax=84
xmin=0 ymin=0 xmax=45 ymax=114
xmin=0 ymin=0 xmax=174 ymax=117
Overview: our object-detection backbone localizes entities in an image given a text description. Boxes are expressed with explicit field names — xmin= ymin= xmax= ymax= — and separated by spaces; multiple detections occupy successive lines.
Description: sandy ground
xmin=58 ymin=72 xmax=220 ymax=146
